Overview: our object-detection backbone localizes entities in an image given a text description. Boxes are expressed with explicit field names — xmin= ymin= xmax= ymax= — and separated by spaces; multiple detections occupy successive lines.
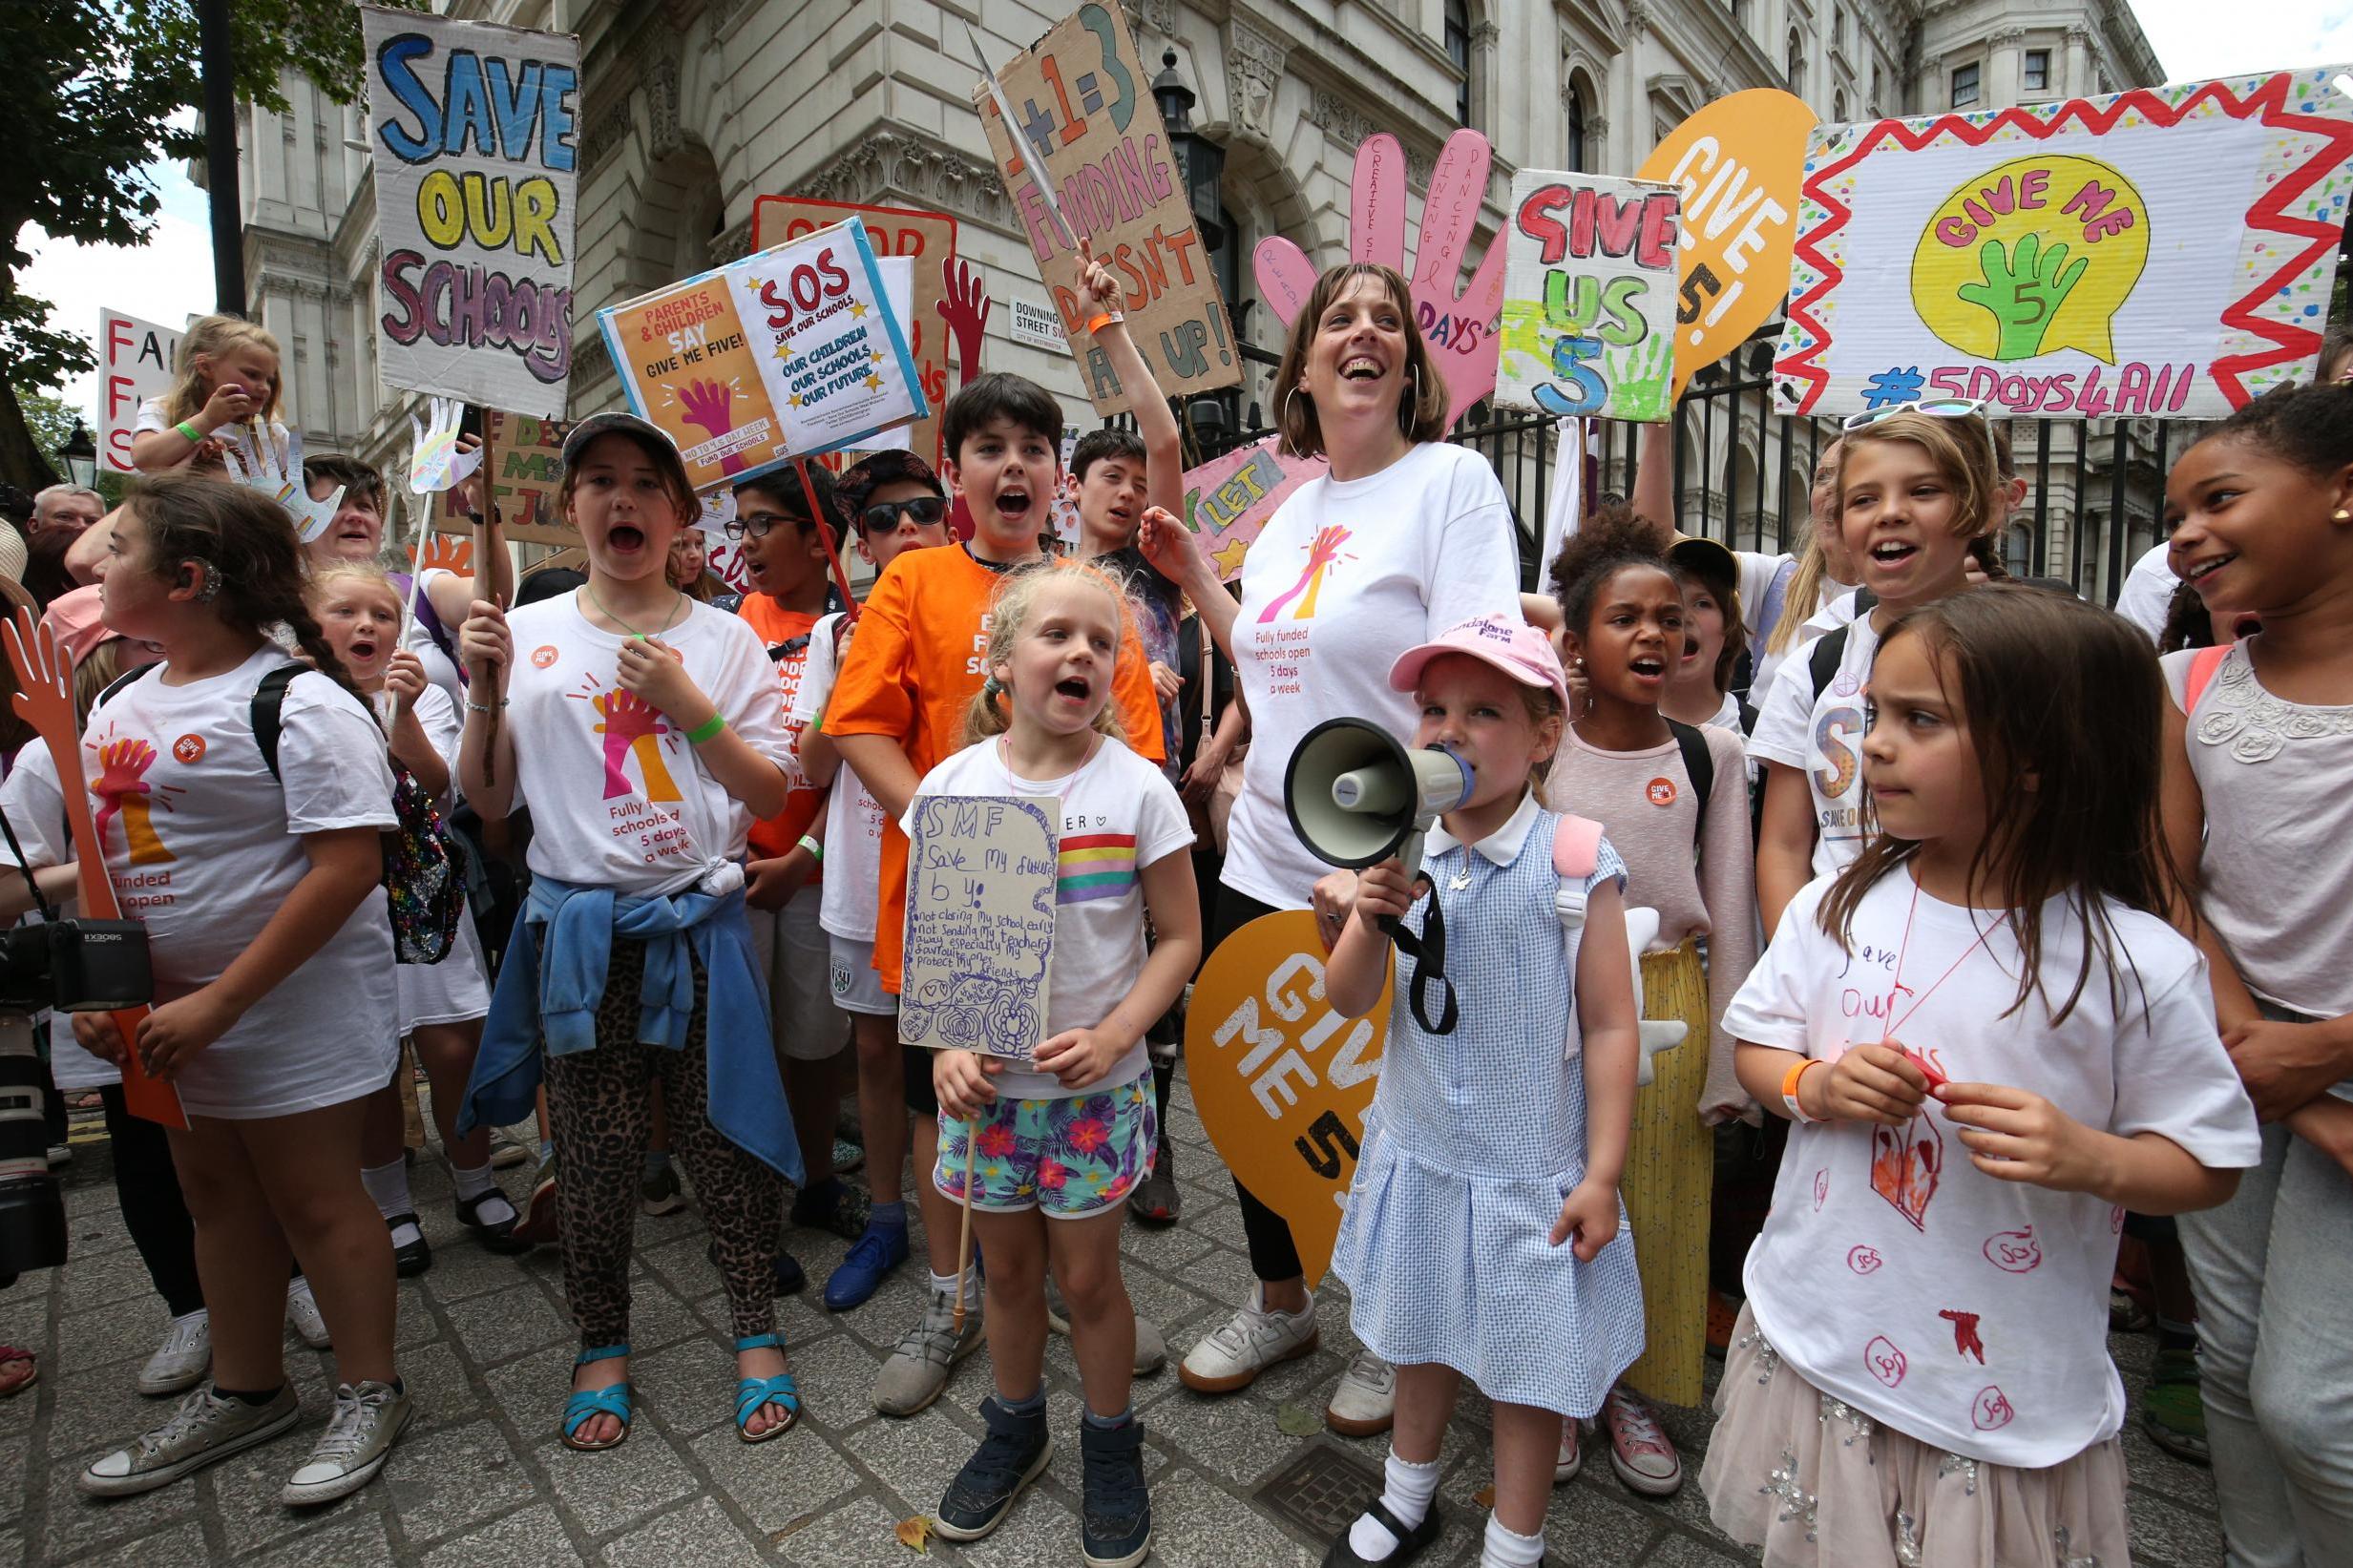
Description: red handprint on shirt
xmin=91 ymin=738 xmax=175 ymax=865
xmin=1252 ymin=131 xmax=1506 ymax=425
xmin=592 ymin=689 xmax=683 ymax=802
xmin=676 ymin=379 xmax=746 ymax=475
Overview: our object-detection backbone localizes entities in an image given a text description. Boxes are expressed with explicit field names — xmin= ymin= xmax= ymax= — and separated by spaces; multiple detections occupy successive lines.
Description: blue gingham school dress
xmin=1328 ymin=806 xmax=1648 ymax=1418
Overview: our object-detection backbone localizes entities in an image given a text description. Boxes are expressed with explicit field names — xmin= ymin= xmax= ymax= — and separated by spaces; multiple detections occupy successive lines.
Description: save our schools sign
xmin=1774 ymin=67 xmax=2353 ymax=420
xmin=360 ymin=6 xmax=578 ymax=420
xmin=595 ymin=216 xmax=928 ymax=492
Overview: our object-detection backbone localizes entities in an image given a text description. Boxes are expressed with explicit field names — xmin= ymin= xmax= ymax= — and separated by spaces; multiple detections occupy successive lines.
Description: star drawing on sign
xmin=849 ymin=300 xmax=869 ymax=319
xmin=773 ymin=340 xmax=795 ymax=362
xmin=864 ymin=372 xmax=885 ymax=392
xmin=1211 ymin=535 xmax=1251 ymax=576
xmin=789 ymin=393 xmax=806 ymax=408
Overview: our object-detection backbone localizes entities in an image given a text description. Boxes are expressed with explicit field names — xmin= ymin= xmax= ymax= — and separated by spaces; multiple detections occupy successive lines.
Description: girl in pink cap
xmin=1317 ymin=614 xmax=1645 ymax=1568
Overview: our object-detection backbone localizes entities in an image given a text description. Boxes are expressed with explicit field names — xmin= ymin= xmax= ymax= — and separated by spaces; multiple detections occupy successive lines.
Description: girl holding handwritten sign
xmin=915 ymin=559 xmax=1198 ymax=1568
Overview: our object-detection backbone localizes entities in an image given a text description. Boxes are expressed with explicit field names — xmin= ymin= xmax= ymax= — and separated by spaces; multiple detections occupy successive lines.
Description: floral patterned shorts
xmin=934 ymin=1069 xmax=1156 ymax=1219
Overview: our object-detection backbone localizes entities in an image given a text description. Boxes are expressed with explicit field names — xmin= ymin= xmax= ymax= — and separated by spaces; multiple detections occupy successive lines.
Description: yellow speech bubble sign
xmin=1910 ymin=155 xmax=2149 ymax=365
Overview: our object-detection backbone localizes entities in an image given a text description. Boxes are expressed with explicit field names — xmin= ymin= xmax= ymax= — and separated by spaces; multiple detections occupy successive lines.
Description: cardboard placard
xmin=752 ymin=197 xmax=956 ymax=469
xmin=899 ymin=795 xmax=1059 ymax=1060
xmin=471 ymin=410 xmax=570 ymax=544
xmin=1775 ymin=67 xmax=2353 ymax=419
xmin=1185 ymin=912 xmax=1390 ymax=1288
xmin=969 ymin=0 xmax=1239 ymax=415
xmin=1181 ymin=436 xmax=1325 ymax=581
xmin=596 ymin=216 xmax=927 ymax=491
xmin=97 ymin=309 xmax=184 ymax=477
xmin=1496 ymin=172 xmax=1682 ymax=422
xmin=361 ymin=5 xmax=578 ymax=419
xmin=1636 ymin=89 xmax=1816 ymax=395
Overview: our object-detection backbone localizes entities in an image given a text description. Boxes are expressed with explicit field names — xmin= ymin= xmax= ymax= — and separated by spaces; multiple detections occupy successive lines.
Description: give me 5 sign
xmin=1186 ymin=913 xmax=1392 ymax=1286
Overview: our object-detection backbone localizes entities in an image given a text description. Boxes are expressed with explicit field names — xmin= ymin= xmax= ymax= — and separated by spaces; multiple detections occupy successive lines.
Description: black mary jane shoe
xmin=456 ymin=1191 xmax=531 ymax=1255
xmin=1322 ymin=1500 xmax=1442 ymax=1567
xmin=387 ymin=1213 xmax=433 ymax=1278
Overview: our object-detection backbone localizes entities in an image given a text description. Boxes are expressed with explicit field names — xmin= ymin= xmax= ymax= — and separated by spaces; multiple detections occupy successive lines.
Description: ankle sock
xmin=931 ymin=1267 xmax=978 ymax=1299
xmin=361 ymin=1159 xmax=411 ymax=1221
xmin=1348 ymin=1450 xmax=1440 ymax=1560
xmin=871 ymin=1201 xmax=908 ymax=1231
xmin=1480 ymin=1516 xmax=1544 ymax=1568
xmin=2156 ymin=1315 xmax=2198 ymax=1354
xmin=999 ymin=1386 xmax=1046 ymax=1416
xmin=452 ymin=1162 xmax=516 ymax=1224
xmin=216 ymin=1384 xmax=285 ymax=1406
xmin=1082 ymin=1403 xmax=1135 ymax=1432
xmin=641 ymin=1148 xmax=671 ymax=1181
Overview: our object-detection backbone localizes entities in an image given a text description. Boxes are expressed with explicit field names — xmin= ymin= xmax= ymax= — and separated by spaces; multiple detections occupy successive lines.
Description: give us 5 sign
xmin=1185 ymin=912 xmax=1391 ymax=1286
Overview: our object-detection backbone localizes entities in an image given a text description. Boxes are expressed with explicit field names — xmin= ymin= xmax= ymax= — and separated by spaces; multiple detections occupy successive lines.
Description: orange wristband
xmin=1084 ymin=311 xmax=1120 ymax=334
xmin=1781 ymin=1058 xmax=1825 ymax=1123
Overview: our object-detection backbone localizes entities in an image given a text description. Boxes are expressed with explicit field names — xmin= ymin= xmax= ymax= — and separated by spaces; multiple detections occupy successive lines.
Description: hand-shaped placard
xmin=407 ymin=396 xmax=485 ymax=493
xmin=223 ymin=421 xmax=341 ymax=543
xmin=1253 ymin=130 xmax=1507 ymax=425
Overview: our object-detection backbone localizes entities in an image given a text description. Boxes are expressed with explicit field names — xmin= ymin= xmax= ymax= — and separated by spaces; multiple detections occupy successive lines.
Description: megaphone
xmin=1284 ymin=717 xmax=1474 ymax=885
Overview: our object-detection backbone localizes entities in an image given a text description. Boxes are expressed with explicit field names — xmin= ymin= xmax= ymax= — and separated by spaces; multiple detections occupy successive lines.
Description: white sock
xmin=451 ymin=1162 xmax=515 ymax=1225
xmin=1252 ymin=1282 xmax=1313 ymax=1321
xmin=930 ymin=1267 xmax=979 ymax=1302
xmin=362 ymin=1159 xmax=412 ymax=1225
xmin=1348 ymin=1450 xmax=1440 ymax=1560
xmin=1481 ymin=1516 xmax=1544 ymax=1568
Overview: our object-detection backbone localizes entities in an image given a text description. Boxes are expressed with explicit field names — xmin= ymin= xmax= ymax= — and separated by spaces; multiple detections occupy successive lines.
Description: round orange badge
xmin=1646 ymin=777 xmax=1677 ymax=807
xmin=171 ymin=734 xmax=205 ymax=764
xmin=532 ymin=645 xmax=560 ymax=669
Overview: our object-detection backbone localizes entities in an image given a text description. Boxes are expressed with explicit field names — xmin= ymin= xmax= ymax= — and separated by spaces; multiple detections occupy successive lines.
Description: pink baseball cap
xmin=1389 ymin=614 xmax=1570 ymax=711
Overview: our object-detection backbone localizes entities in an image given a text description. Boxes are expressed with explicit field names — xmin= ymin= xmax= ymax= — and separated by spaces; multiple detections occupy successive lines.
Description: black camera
xmin=0 ymin=1015 xmax=66 ymax=1274
xmin=0 ymin=919 xmax=154 ymax=1014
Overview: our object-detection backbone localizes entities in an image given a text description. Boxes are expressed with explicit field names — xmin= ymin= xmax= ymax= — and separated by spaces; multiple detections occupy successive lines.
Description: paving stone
xmin=1636 ymin=1532 xmax=1753 ymax=1567
xmin=1542 ymin=1485 xmax=1671 ymax=1563
xmin=0 ymin=1527 xmax=20 ymax=1568
xmin=2117 ymin=1414 xmax=2218 ymax=1514
xmin=1148 ymin=1467 xmax=1317 ymax=1568
xmin=440 ymin=1287 xmax=567 ymax=1369
xmin=769 ymin=1493 xmax=930 ymax=1568
xmin=1128 ymin=1381 xmax=1314 ymax=1489
xmin=835 ymin=1399 xmax=981 ymax=1514
xmin=57 ymin=1246 xmax=167 ymax=1316
xmin=40 ymin=1453 xmax=197 ymax=1564
xmin=393 ymin=1341 xmax=484 ymax=1433
xmin=49 ymin=1295 xmax=162 ymax=1377
xmin=950 ymin=1481 xmax=1082 ymax=1568
xmin=382 ymin=1419 xmax=537 ymax=1547
xmin=251 ymin=1509 xmax=398 ymax=1568
xmin=0 ymin=1437 xmax=27 ymax=1523
xmin=392 ymin=1281 xmax=444 ymax=1352
xmin=2126 ymin=1483 xmax=2225 ymax=1568
xmin=599 ymin=1496 xmax=766 ymax=1568
xmin=204 ymin=1436 xmax=379 ymax=1558
xmin=415 ymin=1503 xmax=576 ymax=1568
xmin=86 ymin=1514 xmax=206 ymax=1567
xmin=534 ymin=1426 xmax=699 ymax=1537
xmin=416 ymin=1240 xmax=539 ymax=1307
xmin=686 ymin=1422 xmax=859 ymax=1533
xmin=759 ymin=1327 xmax=879 ymax=1431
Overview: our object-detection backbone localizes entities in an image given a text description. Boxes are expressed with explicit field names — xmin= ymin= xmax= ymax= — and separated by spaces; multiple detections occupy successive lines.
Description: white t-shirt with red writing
xmin=788 ymin=612 xmax=888 ymax=942
xmin=0 ymin=647 xmax=399 ymax=1119
xmin=502 ymin=592 xmax=789 ymax=897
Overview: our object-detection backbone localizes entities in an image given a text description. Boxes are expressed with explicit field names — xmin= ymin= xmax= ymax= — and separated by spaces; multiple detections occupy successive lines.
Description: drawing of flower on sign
xmin=900 ymin=795 xmax=1059 ymax=1063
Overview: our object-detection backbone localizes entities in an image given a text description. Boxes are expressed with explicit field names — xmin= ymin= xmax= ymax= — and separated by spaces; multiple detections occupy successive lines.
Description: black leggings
xmin=98 ymin=1084 xmax=205 ymax=1319
xmin=1208 ymin=885 xmax=1308 ymax=1283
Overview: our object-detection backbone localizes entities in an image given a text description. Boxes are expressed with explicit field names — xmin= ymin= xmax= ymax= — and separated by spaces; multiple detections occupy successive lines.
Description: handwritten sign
xmin=361 ymin=5 xmax=578 ymax=419
xmin=1186 ymin=912 xmax=1390 ymax=1287
xmin=595 ymin=215 xmax=928 ymax=491
xmin=1775 ymin=67 xmax=2353 ymax=419
xmin=1496 ymin=172 xmax=1681 ymax=423
xmin=1181 ymin=436 xmax=1325 ymax=581
xmin=1636 ymin=89 xmax=1815 ymax=395
xmin=900 ymin=794 xmax=1058 ymax=1060
xmin=969 ymin=0 xmax=1238 ymax=415
xmin=97 ymin=309 xmax=184 ymax=477
xmin=753 ymin=198 xmax=956 ymax=469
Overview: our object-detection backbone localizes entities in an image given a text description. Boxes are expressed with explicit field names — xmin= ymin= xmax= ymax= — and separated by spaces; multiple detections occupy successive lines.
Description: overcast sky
xmin=19 ymin=5 xmax=2353 ymax=435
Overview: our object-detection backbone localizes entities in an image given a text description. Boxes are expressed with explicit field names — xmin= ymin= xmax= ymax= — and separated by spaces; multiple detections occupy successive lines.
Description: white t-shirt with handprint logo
xmin=502 ymin=592 xmax=789 ymax=897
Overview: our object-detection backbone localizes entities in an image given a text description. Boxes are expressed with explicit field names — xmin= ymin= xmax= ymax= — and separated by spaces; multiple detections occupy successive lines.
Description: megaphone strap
xmin=1386 ymin=875 xmax=1459 ymax=1036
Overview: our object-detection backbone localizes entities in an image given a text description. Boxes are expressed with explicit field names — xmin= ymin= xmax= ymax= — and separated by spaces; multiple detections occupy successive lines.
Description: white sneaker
xmin=285 ymin=1279 xmax=331 ymax=1350
xmin=1554 ymin=1415 xmax=1583 ymax=1484
xmin=1324 ymin=1346 xmax=1397 ymax=1436
xmin=1178 ymin=1285 xmax=1318 ymax=1394
xmin=137 ymin=1310 xmax=212 ymax=1397
xmin=1600 ymin=1385 xmax=1683 ymax=1495
xmin=282 ymin=1380 xmax=411 ymax=1506
xmin=1041 ymin=1280 xmax=1169 ymax=1376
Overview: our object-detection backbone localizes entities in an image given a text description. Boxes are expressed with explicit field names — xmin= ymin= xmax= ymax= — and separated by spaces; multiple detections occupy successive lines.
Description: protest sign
xmin=473 ymin=411 xmax=570 ymax=543
xmin=752 ymin=198 xmax=956 ymax=468
xmin=899 ymin=795 xmax=1058 ymax=1061
xmin=1637 ymin=89 xmax=1815 ymax=395
xmin=1186 ymin=912 xmax=1391 ymax=1287
xmin=97 ymin=309 xmax=184 ymax=476
xmin=1496 ymin=172 xmax=1682 ymax=422
xmin=1181 ymin=436 xmax=1325 ymax=581
xmin=361 ymin=5 xmax=578 ymax=419
xmin=969 ymin=0 xmax=1238 ymax=415
xmin=596 ymin=216 xmax=927 ymax=492
xmin=1775 ymin=67 xmax=2353 ymax=419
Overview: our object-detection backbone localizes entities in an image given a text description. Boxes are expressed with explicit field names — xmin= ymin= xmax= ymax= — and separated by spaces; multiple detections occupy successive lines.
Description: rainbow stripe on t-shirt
xmin=1058 ymin=833 xmax=1138 ymax=904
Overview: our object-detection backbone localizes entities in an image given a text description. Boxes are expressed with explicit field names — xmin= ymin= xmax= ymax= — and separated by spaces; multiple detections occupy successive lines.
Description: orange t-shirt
xmin=822 ymin=546 xmax=1166 ymax=993
xmin=736 ymin=596 xmax=825 ymax=867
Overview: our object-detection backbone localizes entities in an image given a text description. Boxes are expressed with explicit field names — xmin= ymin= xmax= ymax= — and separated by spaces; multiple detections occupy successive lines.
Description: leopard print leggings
xmin=544 ymin=938 xmax=784 ymax=1346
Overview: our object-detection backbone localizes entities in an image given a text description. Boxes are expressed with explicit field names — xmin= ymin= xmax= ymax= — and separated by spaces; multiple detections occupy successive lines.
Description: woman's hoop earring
xmin=1284 ymin=386 xmax=1306 ymax=429
xmin=1401 ymin=365 xmax=1422 ymax=429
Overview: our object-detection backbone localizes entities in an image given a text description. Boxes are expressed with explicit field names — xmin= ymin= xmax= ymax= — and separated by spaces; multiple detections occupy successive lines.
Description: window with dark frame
xmin=1566 ymin=79 xmax=1588 ymax=170
xmin=1952 ymin=62 xmax=1982 ymax=108
xmin=2024 ymin=49 xmax=2050 ymax=93
xmin=1445 ymin=0 xmax=1472 ymax=126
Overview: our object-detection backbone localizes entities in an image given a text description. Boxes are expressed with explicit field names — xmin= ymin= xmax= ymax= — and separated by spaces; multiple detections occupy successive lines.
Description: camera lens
xmin=0 ymin=1019 xmax=66 ymax=1276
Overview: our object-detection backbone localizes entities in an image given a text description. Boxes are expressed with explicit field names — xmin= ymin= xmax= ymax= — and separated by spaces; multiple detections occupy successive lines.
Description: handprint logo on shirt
xmin=1256 ymin=526 xmax=1355 ymax=624
xmin=91 ymin=738 xmax=177 ymax=865
xmin=592 ymin=689 xmax=683 ymax=803
xmin=1253 ymin=131 xmax=1506 ymax=425
xmin=675 ymin=379 xmax=748 ymax=475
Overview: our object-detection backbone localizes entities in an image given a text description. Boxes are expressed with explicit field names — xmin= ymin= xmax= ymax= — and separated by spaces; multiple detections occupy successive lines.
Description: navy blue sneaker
xmin=824 ymin=1221 xmax=910 ymax=1311
xmin=1080 ymin=1413 xmax=1152 ymax=1567
xmin=933 ymin=1394 xmax=1052 ymax=1543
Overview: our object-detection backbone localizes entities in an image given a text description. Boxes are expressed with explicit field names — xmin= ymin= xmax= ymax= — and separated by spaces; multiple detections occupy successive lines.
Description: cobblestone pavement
xmin=2 ymin=1071 xmax=2224 ymax=1567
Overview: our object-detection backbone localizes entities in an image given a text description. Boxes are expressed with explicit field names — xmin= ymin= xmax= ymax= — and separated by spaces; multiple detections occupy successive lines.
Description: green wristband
xmin=174 ymin=419 xmax=204 ymax=444
xmin=684 ymin=712 xmax=727 ymax=745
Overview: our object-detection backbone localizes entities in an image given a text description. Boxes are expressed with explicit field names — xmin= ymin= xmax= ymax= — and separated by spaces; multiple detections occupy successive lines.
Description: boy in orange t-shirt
xmin=732 ymin=465 xmax=857 ymax=1254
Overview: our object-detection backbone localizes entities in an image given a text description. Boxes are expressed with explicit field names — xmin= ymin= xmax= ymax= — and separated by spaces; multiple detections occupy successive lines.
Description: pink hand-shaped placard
xmin=1253 ymin=130 xmax=1507 ymax=424
xmin=675 ymin=379 xmax=747 ymax=475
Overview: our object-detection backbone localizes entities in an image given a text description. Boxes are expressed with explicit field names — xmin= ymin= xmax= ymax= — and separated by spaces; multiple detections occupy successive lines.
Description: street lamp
xmin=1151 ymin=49 xmax=1226 ymax=251
xmin=57 ymin=420 xmax=97 ymax=490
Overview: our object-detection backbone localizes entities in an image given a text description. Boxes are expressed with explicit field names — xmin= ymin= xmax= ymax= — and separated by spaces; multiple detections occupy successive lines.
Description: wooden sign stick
xmin=473 ymin=412 xmax=506 ymax=786
xmin=792 ymin=458 xmax=862 ymax=623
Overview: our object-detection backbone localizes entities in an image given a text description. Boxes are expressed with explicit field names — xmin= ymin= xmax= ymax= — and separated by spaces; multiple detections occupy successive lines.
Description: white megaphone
xmin=1284 ymin=718 xmax=1475 ymax=891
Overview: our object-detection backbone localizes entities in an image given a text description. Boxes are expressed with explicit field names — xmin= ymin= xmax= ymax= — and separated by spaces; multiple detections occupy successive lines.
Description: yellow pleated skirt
xmin=1619 ymin=939 xmax=1712 ymax=1408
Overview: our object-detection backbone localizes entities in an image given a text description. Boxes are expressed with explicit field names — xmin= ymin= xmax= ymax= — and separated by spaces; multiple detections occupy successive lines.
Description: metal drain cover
xmin=1253 ymin=1441 xmax=1385 ymax=1542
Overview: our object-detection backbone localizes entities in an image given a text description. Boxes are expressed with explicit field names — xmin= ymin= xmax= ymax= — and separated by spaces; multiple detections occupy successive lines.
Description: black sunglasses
xmin=861 ymin=495 xmax=947 ymax=533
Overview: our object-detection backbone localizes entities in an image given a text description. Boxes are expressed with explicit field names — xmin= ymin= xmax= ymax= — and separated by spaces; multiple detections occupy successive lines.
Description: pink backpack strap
xmin=1550 ymin=813 xmax=1603 ymax=879
xmin=2183 ymin=643 xmax=2230 ymax=715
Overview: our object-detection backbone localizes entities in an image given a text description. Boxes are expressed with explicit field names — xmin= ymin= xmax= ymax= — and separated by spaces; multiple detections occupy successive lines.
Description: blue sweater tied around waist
xmin=458 ymin=874 xmax=803 ymax=1184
